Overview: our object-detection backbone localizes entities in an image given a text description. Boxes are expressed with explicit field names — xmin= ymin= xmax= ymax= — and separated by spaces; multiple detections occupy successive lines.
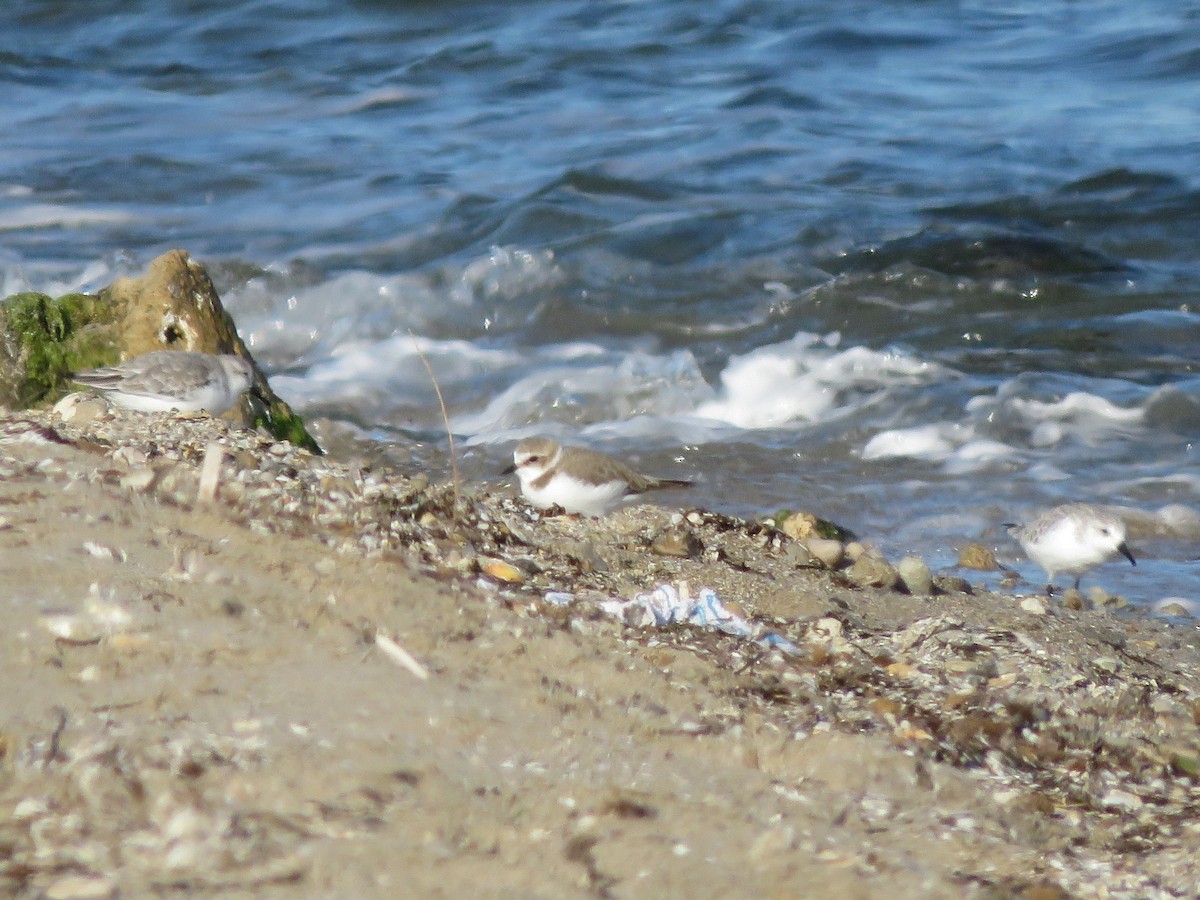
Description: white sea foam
xmin=236 ymin=245 xmax=563 ymax=362
xmin=455 ymin=347 xmax=713 ymax=436
xmin=1008 ymin=391 xmax=1143 ymax=429
xmin=0 ymin=203 xmax=136 ymax=231
xmin=862 ymin=424 xmax=957 ymax=461
xmin=269 ymin=334 xmax=519 ymax=410
xmin=694 ymin=331 xmax=942 ymax=429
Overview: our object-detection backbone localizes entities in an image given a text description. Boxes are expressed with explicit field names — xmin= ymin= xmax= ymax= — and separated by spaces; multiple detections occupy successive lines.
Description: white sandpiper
xmin=1005 ymin=502 xmax=1136 ymax=595
xmin=504 ymin=436 xmax=692 ymax=517
xmin=72 ymin=350 xmax=256 ymax=415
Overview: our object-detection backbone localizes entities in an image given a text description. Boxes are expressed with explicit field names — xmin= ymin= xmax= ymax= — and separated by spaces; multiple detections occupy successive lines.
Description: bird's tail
xmin=645 ymin=478 xmax=693 ymax=492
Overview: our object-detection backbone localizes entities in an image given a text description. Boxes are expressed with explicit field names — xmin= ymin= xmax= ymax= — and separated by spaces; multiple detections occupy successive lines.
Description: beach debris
xmin=373 ymin=631 xmax=430 ymax=680
xmin=196 ymin=441 xmax=226 ymax=504
xmin=551 ymin=582 xmax=799 ymax=654
xmin=37 ymin=585 xmax=140 ymax=644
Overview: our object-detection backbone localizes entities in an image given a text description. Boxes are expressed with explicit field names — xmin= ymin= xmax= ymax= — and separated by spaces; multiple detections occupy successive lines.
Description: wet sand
xmin=1 ymin=408 xmax=1198 ymax=898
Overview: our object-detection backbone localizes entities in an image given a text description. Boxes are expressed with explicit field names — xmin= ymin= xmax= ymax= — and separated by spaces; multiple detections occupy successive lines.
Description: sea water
xmin=3 ymin=0 xmax=1199 ymax=604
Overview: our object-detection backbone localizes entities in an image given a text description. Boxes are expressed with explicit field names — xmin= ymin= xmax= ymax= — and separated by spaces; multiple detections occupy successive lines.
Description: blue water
xmin=3 ymin=1 xmax=1200 ymax=607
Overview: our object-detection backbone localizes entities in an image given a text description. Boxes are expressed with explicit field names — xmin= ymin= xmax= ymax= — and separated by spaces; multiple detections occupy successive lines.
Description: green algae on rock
xmin=0 ymin=250 xmax=320 ymax=453
xmin=0 ymin=291 xmax=122 ymax=409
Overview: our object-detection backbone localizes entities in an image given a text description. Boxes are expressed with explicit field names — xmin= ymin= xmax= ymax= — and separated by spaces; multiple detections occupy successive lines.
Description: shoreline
xmin=1 ymin=407 xmax=1198 ymax=898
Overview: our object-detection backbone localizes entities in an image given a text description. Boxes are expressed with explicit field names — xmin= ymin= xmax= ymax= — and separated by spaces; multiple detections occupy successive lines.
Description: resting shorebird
xmin=1006 ymin=502 xmax=1136 ymax=595
xmin=505 ymin=436 xmax=691 ymax=517
xmin=72 ymin=350 xmax=255 ymax=415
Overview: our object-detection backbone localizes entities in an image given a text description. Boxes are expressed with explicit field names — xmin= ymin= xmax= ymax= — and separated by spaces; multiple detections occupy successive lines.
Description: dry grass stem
xmin=409 ymin=330 xmax=460 ymax=512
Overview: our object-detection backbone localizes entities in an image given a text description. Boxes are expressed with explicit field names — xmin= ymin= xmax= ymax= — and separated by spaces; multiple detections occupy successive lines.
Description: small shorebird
xmin=1006 ymin=502 xmax=1136 ymax=595
xmin=73 ymin=350 xmax=256 ymax=415
xmin=505 ymin=436 xmax=692 ymax=517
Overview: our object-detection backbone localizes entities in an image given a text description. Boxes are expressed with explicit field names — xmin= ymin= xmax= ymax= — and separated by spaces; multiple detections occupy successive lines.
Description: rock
xmin=844 ymin=541 xmax=868 ymax=563
xmin=804 ymin=537 xmax=844 ymax=569
xmin=1089 ymin=587 xmax=1127 ymax=609
xmin=781 ymin=512 xmax=818 ymax=541
xmin=1154 ymin=599 xmax=1197 ymax=618
xmin=779 ymin=542 xmax=813 ymax=567
xmin=1061 ymin=591 xmax=1090 ymax=611
xmin=51 ymin=391 xmax=108 ymax=425
xmin=0 ymin=250 xmax=318 ymax=451
xmin=651 ymin=524 xmax=703 ymax=559
xmin=846 ymin=553 xmax=900 ymax=591
xmin=482 ymin=559 xmax=524 ymax=584
xmin=957 ymin=542 xmax=998 ymax=570
xmin=896 ymin=556 xmax=934 ymax=596
xmin=1020 ymin=596 xmax=1048 ymax=615
xmin=44 ymin=875 xmax=117 ymax=900
xmin=778 ymin=510 xmax=856 ymax=542
xmin=933 ymin=575 xmax=973 ymax=594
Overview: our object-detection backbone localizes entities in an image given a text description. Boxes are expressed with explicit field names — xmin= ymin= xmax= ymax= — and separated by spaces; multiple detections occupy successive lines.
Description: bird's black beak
xmin=500 ymin=462 xmax=516 ymax=476
xmin=1118 ymin=541 xmax=1136 ymax=566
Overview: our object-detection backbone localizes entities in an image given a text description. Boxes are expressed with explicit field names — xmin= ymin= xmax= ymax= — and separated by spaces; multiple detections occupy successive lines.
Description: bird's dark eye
xmin=528 ymin=455 xmax=542 ymax=463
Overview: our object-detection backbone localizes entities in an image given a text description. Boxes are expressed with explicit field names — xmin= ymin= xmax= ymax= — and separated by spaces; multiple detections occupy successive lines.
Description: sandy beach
xmin=1 ymin=406 xmax=1198 ymax=899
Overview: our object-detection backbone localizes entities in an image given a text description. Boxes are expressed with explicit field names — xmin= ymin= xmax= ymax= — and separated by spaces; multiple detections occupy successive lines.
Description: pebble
xmin=957 ymin=542 xmax=998 ymax=571
xmin=933 ymin=575 xmax=973 ymax=595
xmin=779 ymin=542 xmax=813 ymax=568
xmin=119 ymin=467 xmax=157 ymax=492
xmin=44 ymin=875 xmax=117 ymax=900
xmin=650 ymin=525 xmax=702 ymax=559
xmin=781 ymin=512 xmax=817 ymax=541
xmin=482 ymin=559 xmax=525 ymax=584
xmin=804 ymin=538 xmax=844 ymax=569
xmin=1153 ymin=598 xmax=1198 ymax=618
xmin=1019 ymin=596 xmax=1047 ymax=615
xmin=846 ymin=554 xmax=900 ymax=591
xmin=896 ymin=556 xmax=934 ymax=596
xmin=51 ymin=392 xmax=107 ymax=425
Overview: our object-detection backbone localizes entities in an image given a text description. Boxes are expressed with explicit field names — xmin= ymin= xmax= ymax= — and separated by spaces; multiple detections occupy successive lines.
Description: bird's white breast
xmin=520 ymin=470 xmax=628 ymax=517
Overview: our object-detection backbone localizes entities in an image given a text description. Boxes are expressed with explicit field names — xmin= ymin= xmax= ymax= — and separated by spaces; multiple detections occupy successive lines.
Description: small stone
xmin=1092 ymin=656 xmax=1121 ymax=675
xmin=482 ymin=559 xmax=524 ymax=584
xmin=846 ymin=554 xmax=900 ymax=591
xmin=650 ymin=525 xmax=702 ymax=559
xmin=957 ymin=542 xmax=998 ymax=570
xmin=51 ymin=392 xmax=108 ymax=425
xmin=896 ymin=556 xmax=934 ymax=596
xmin=119 ymin=467 xmax=157 ymax=492
xmin=1170 ymin=751 xmax=1200 ymax=778
xmin=1154 ymin=598 xmax=1198 ymax=618
xmin=781 ymin=512 xmax=817 ymax=541
xmin=1019 ymin=596 xmax=1047 ymax=615
xmin=38 ymin=609 xmax=101 ymax=643
xmin=804 ymin=538 xmax=844 ymax=569
xmin=1089 ymin=588 xmax=1127 ymax=609
xmin=1099 ymin=788 xmax=1142 ymax=812
xmin=1061 ymin=591 xmax=1090 ymax=611
xmin=780 ymin=542 xmax=813 ymax=567
xmin=843 ymin=541 xmax=867 ymax=562
xmin=45 ymin=875 xmax=117 ymax=900
xmin=932 ymin=575 xmax=973 ymax=594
